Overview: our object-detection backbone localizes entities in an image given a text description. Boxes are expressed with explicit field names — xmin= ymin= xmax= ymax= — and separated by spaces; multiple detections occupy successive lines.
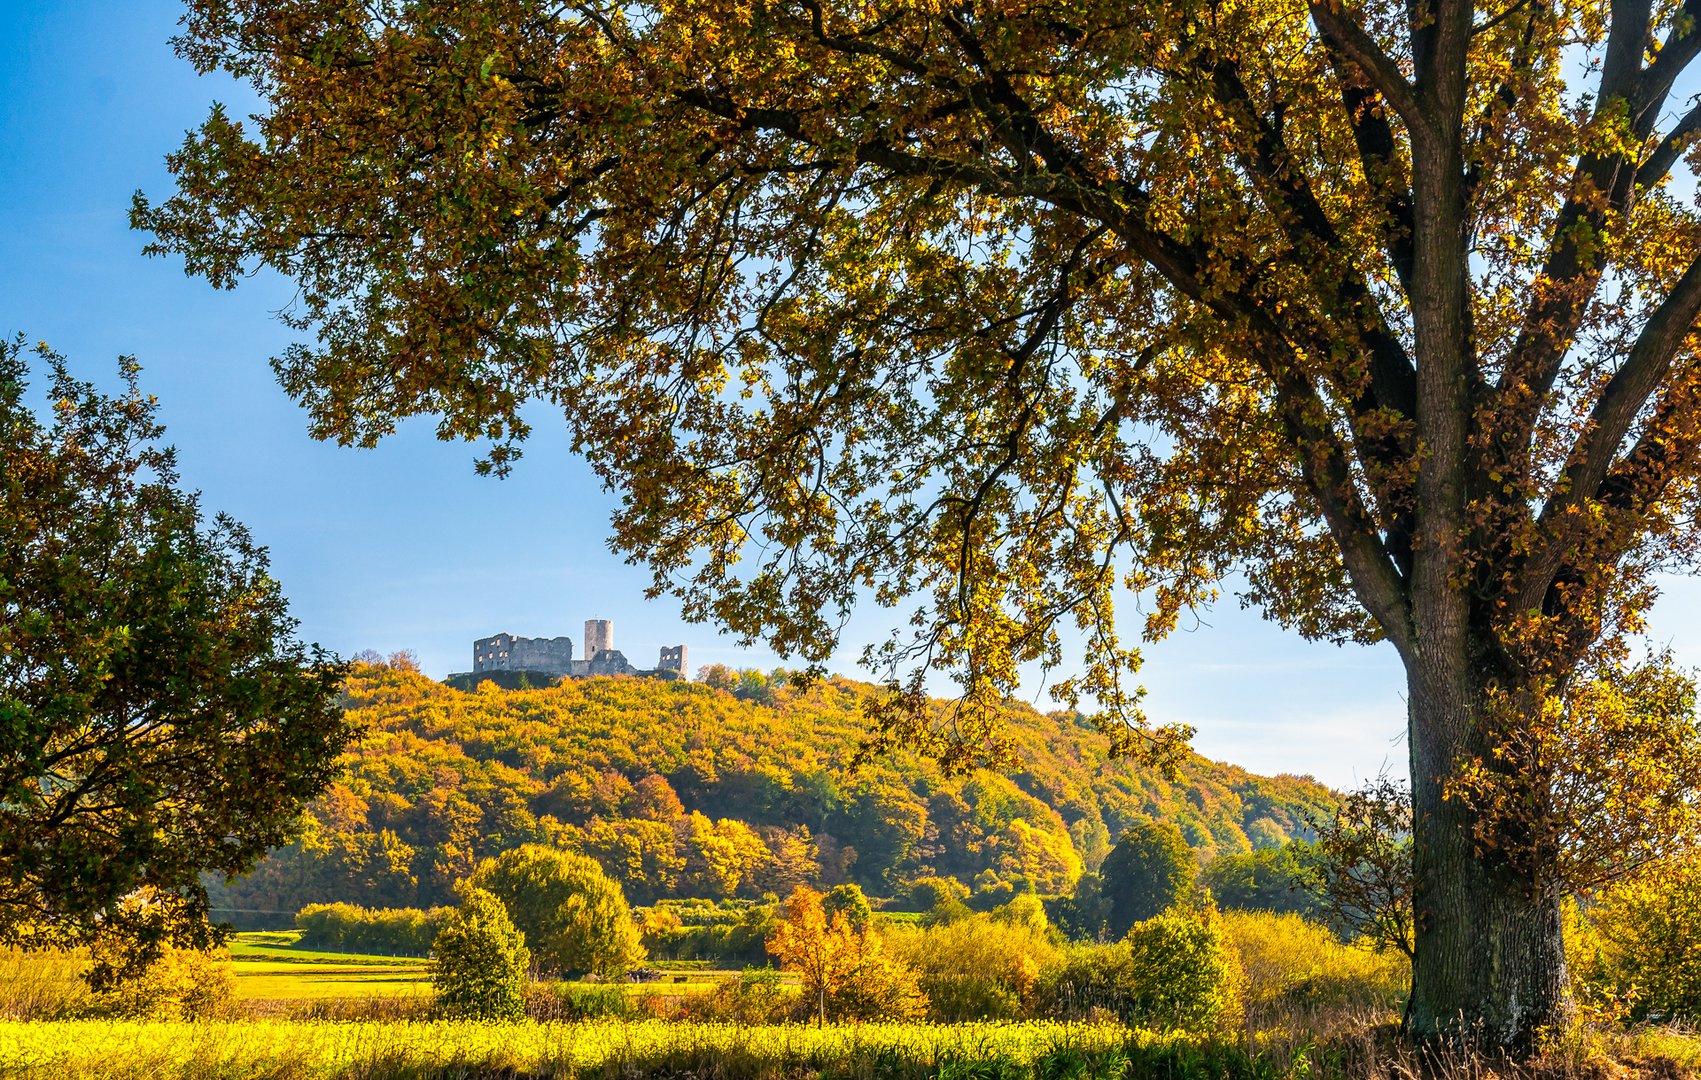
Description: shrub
xmin=82 ymin=941 xmax=232 ymax=1020
xmin=554 ymin=983 xmax=633 ymax=1020
xmin=1120 ymin=906 xmax=1244 ymax=1034
xmin=1222 ymin=910 xmax=1407 ymax=1021
xmin=686 ymin=966 xmax=800 ymax=1023
xmin=907 ymin=876 xmax=969 ymax=912
xmin=430 ymin=886 xmax=529 ymax=1021
xmin=1033 ymin=940 xmax=1140 ymax=1022
xmin=1571 ymin=857 xmax=1701 ymax=1021
xmin=896 ymin=912 xmax=1060 ymax=1021
xmin=1036 ymin=906 xmax=1243 ymax=1034
xmin=471 ymin=844 xmax=645 ymax=977
xmin=1301 ymin=776 xmax=1414 ymax=960
xmin=295 ymin=902 xmax=450 ymax=955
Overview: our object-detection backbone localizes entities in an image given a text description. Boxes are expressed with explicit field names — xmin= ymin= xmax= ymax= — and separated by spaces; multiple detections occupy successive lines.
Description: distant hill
xmin=211 ymin=663 xmax=1335 ymax=919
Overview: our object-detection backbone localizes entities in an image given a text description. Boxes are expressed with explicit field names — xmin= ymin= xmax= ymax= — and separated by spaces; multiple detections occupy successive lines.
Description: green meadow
xmin=225 ymin=932 xmax=430 ymax=1002
xmin=221 ymin=933 xmax=755 ymax=1005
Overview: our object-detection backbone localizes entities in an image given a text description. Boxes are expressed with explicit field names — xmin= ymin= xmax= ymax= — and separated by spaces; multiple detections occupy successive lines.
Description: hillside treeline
xmin=211 ymin=663 xmax=1333 ymax=916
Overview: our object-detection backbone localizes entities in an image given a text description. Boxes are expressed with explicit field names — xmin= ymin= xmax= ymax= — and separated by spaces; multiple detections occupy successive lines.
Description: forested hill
xmin=214 ymin=662 xmax=1335 ymax=917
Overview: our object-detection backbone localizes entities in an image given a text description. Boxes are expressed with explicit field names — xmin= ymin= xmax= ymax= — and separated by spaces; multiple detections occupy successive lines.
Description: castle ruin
xmin=658 ymin=644 xmax=688 ymax=676
xmin=464 ymin=619 xmax=688 ymax=683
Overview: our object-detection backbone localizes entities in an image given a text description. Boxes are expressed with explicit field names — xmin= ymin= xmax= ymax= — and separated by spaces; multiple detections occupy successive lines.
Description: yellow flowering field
xmin=0 ymin=1018 xmax=1147 ymax=1079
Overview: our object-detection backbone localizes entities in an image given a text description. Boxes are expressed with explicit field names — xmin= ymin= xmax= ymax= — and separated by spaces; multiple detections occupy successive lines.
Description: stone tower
xmin=658 ymin=645 xmax=688 ymax=676
xmin=583 ymin=618 xmax=613 ymax=661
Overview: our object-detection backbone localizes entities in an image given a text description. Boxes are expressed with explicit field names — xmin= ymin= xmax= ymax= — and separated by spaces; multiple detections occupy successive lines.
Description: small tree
xmin=821 ymin=884 xmax=872 ymax=930
xmin=1304 ymin=776 xmax=1415 ymax=963
xmin=430 ymin=886 xmax=529 ymax=1021
xmin=1099 ymin=819 xmax=1196 ymax=937
xmin=470 ymin=845 xmax=644 ymax=977
xmin=766 ymin=885 xmax=925 ymax=1023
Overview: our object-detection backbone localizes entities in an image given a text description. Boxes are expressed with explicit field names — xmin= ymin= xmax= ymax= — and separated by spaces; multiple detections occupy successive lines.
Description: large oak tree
xmin=139 ymin=0 xmax=1701 ymax=1046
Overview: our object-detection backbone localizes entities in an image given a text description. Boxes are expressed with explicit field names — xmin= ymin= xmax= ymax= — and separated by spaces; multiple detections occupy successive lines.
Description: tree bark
xmin=1406 ymin=653 xmax=1569 ymax=1050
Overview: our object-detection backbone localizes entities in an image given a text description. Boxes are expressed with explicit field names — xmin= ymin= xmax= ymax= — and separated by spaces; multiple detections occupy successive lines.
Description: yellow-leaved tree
xmin=766 ymin=886 xmax=925 ymax=1023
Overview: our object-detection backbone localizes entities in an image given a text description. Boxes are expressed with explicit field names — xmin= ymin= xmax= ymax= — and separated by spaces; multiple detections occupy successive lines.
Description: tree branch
xmin=1309 ymin=2 xmax=1426 ymax=127
xmin=1518 ymin=251 xmax=1701 ymax=608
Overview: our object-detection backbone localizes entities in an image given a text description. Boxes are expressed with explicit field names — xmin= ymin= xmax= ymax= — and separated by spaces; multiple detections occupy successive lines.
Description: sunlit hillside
xmin=212 ymin=663 xmax=1334 ymax=919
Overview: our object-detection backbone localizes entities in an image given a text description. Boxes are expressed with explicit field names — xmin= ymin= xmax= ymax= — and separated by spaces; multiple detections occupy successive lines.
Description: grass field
xmin=227 ymin=931 xmax=430 ymax=1001
xmin=222 ymin=932 xmax=768 ymax=1003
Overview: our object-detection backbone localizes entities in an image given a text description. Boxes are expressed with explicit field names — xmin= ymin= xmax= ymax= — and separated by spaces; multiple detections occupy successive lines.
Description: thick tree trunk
xmin=1405 ymin=655 xmax=1569 ymax=1051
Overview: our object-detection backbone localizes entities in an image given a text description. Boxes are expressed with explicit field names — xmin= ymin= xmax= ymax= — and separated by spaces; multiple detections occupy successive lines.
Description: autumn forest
xmin=220 ymin=661 xmax=1331 ymax=918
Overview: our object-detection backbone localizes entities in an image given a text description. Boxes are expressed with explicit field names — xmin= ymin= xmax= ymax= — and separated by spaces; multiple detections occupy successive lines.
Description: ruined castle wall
xmin=585 ymin=648 xmax=634 ymax=676
xmin=658 ymin=645 xmax=688 ymax=675
xmin=473 ymin=633 xmax=574 ymax=676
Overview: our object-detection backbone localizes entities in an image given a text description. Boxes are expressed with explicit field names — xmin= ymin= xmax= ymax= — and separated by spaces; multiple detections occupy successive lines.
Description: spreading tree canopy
xmin=470 ymin=844 xmax=645 ymax=977
xmin=0 ymin=338 xmax=352 ymax=974
xmin=138 ymin=0 xmax=1701 ymax=1047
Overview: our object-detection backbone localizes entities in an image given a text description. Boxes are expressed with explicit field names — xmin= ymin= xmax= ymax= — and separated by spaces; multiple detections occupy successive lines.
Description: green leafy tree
xmin=1053 ymin=872 xmax=1114 ymax=942
xmin=821 ymin=883 xmax=872 ymax=930
xmin=1099 ymin=820 xmax=1197 ymax=937
xmin=0 ymin=338 xmax=351 ymax=971
xmin=470 ymin=844 xmax=644 ymax=977
xmin=430 ymin=886 xmax=530 ymax=1021
xmin=1201 ymin=844 xmax=1320 ymax=918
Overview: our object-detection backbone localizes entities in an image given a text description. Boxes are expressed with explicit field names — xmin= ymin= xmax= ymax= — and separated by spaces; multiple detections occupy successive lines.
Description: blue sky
xmin=8 ymin=1 xmax=1698 ymax=790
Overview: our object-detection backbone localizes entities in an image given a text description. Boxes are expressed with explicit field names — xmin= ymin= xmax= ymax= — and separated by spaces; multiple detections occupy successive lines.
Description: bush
xmin=554 ymin=983 xmax=633 ymax=1020
xmin=1221 ymin=910 xmax=1407 ymax=1020
xmin=430 ymin=886 xmax=530 ymax=1021
xmin=471 ymin=844 xmax=645 ymax=977
xmin=906 ymin=876 xmax=969 ymax=912
xmin=1571 ymin=857 xmax=1701 ymax=1022
xmin=1035 ymin=906 xmax=1243 ymax=1034
xmin=1034 ymin=940 xmax=1141 ymax=1023
xmin=295 ymin=902 xmax=450 ymax=955
xmin=83 ymin=941 xmax=232 ymax=1020
xmin=685 ymin=966 xmax=801 ymax=1023
xmin=896 ymin=913 xmax=1061 ymax=1021
xmin=1121 ymin=906 xmax=1244 ymax=1034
